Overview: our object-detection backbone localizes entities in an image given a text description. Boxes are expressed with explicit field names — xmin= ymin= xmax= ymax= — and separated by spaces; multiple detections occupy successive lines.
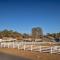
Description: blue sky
xmin=0 ymin=0 xmax=60 ymax=34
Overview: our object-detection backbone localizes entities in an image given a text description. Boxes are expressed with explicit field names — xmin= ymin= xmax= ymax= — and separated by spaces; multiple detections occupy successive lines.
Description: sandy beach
xmin=0 ymin=48 xmax=60 ymax=60
xmin=0 ymin=52 xmax=31 ymax=60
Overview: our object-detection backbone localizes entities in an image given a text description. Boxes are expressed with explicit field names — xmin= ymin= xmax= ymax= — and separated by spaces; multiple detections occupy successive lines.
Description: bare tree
xmin=32 ymin=27 xmax=43 ymax=41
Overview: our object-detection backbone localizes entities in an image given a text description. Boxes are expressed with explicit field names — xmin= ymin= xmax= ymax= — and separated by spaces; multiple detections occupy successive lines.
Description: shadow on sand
xmin=0 ymin=52 xmax=31 ymax=60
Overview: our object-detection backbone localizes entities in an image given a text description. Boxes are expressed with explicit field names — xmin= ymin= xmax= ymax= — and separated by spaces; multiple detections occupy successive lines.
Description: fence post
xmin=51 ymin=47 xmax=53 ymax=53
xmin=4 ymin=43 xmax=5 ymax=48
xmin=13 ymin=42 xmax=15 ymax=48
xmin=8 ymin=43 xmax=9 ymax=48
xmin=18 ymin=44 xmax=20 ymax=50
xmin=40 ymin=46 xmax=41 ymax=52
xmin=31 ymin=45 xmax=33 ymax=51
xmin=24 ymin=45 xmax=25 ymax=50
xmin=1 ymin=43 xmax=2 ymax=48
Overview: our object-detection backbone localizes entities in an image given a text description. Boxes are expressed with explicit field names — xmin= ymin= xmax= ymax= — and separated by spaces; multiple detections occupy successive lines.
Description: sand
xmin=0 ymin=52 xmax=31 ymax=60
xmin=0 ymin=48 xmax=60 ymax=60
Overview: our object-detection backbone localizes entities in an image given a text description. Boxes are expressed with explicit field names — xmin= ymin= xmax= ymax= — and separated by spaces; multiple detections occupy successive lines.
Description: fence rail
xmin=0 ymin=42 xmax=60 ymax=54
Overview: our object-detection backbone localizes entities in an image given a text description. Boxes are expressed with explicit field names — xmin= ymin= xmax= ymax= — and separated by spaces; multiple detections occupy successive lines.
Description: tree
xmin=23 ymin=33 xmax=29 ymax=38
xmin=0 ymin=29 xmax=23 ymax=40
xmin=32 ymin=27 xmax=43 ymax=41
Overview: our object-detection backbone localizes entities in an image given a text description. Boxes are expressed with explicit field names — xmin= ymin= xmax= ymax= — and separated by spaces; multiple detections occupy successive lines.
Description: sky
xmin=0 ymin=0 xmax=60 ymax=34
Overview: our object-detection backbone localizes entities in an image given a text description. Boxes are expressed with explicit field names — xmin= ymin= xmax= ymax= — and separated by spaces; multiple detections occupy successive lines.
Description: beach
xmin=0 ymin=48 xmax=60 ymax=60
xmin=0 ymin=52 xmax=31 ymax=60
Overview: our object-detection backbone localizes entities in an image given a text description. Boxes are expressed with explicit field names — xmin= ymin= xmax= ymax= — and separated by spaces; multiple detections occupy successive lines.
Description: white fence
xmin=0 ymin=42 xmax=60 ymax=54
